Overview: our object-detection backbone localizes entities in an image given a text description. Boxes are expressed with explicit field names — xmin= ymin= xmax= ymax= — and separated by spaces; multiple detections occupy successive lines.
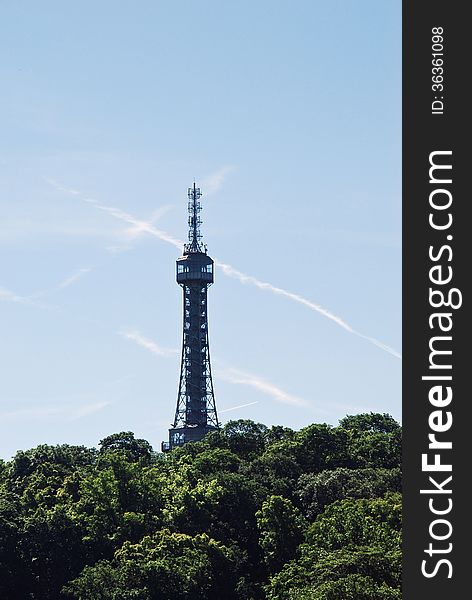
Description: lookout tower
xmin=162 ymin=184 xmax=219 ymax=451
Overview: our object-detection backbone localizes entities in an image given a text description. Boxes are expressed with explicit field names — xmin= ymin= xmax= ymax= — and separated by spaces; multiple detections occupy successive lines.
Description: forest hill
xmin=0 ymin=414 xmax=402 ymax=600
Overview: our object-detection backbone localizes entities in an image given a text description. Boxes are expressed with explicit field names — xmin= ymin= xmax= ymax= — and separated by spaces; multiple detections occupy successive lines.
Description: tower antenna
xmin=185 ymin=181 xmax=204 ymax=253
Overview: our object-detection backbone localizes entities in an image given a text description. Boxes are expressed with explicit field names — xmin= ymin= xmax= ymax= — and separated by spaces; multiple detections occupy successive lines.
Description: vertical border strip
xmin=403 ymin=2 xmax=468 ymax=596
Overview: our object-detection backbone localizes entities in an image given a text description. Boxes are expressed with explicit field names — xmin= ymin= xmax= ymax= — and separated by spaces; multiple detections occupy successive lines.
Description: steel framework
xmin=162 ymin=184 xmax=219 ymax=451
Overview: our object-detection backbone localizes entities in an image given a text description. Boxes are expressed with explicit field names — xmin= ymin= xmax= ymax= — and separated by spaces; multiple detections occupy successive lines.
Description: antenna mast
xmin=185 ymin=182 xmax=205 ymax=254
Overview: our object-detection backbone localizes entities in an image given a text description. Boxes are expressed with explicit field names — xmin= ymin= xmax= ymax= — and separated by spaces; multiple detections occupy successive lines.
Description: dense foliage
xmin=0 ymin=414 xmax=401 ymax=599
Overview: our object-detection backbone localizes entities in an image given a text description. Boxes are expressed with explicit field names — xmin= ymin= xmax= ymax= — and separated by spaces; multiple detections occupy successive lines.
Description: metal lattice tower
xmin=162 ymin=183 xmax=219 ymax=451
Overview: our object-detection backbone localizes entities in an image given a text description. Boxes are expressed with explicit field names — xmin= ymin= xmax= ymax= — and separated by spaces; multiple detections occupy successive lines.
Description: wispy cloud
xmin=123 ymin=205 xmax=174 ymax=242
xmin=201 ymin=165 xmax=235 ymax=196
xmin=1 ymin=266 xmax=94 ymax=308
xmin=0 ymin=400 xmax=111 ymax=422
xmin=72 ymin=401 xmax=111 ymax=419
xmin=46 ymin=178 xmax=183 ymax=250
xmin=119 ymin=329 xmax=179 ymax=357
xmin=48 ymin=179 xmax=401 ymax=359
xmin=353 ymin=333 xmax=402 ymax=359
xmin=57 ymin=267 xmax=92 ymax=289
xmin=219 ymin=401 xmax=259 ymax=414
xmin=112 ymin=321 xmax=395 ymax=421
xmin=86 ymin=199 xmax=183 ymax=249
xmin=215 ymin=367 xmax=307 ymax=407
xmin=0 ymin=220 xmax=125 ymax=243
xmin=0 ymin=286 xmax=55 ymax=309
xmin=0 ymin=287 xmax=29 ymax=304
xmin=118 ymin=329 xmax=305 ymax=409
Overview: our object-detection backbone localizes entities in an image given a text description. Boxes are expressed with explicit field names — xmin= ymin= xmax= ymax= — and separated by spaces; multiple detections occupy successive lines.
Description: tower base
xmin=161 ymin=425 xmax=219 ymax=452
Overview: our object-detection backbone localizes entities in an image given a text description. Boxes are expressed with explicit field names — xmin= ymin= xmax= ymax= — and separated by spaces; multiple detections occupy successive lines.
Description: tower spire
xmin=162 ymin=184 xmax=219 ymax=451
xmin=185 ymin=182 xmax=204 ymax=254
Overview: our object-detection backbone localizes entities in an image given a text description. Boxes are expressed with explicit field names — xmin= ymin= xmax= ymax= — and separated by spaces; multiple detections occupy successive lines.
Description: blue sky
xmin=0 ymin=1 xmax=401 ymax=459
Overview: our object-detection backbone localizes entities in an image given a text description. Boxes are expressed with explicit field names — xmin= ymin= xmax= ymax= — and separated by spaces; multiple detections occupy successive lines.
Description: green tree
xmin=0 ymin=488 xmax=29 ymax=598
xmin=267 ymin=547 xmax=401 ymax=600
xmin=18 ymin=505 xmax=85 ymax=599
xmin=66 ymin=455 xmax=166 ymax=560
xmin=256 ymin=495 xmax=306 ymax=574
xmin=339 ymin=413 xmax=400 ymax=434
xmin=297 ymin=467 xmax=401 ymax=519
xmin=294 ymin=424 xmax=350 ymax=473
xmin=241 ymin=438 xmax=303 ymax=501
xmin=287 ymin=574 xmax=401 ymax=599
xmin=266 ymin=494 xmax=401 ymax=599
xmin=305 ymin=493 xmax=401 ymax=551
xmin=99 ymin=432 xmax=153 ymax=463
xmin=63 ymin=529 xmax=239 ymax=600
xmin=7 ymin=444 xmax=96 ymax=493
xmin=206 ymin=420 xmax=268 ymax=460
xmin=188 ymin=448 xmax=241 ymax=476
xmin=264 ymin=425 xmax=296 ymax=445
xmin=338 ymin=414 xmax=402 ymax=470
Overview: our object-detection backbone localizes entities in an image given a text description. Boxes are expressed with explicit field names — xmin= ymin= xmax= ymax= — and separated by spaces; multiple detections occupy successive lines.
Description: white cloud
xmin=85 ymin=198 xmax=183 ymax=249
xmin=0 ymin=286 xmax=54 ymax=309
xmin=1 ymin=266 xmax=94 ymax=309
xmin=201 ymin=165 xmax=235 ymax=196
xmin=57 ymin=267 xmax=92 ymax=289
xmin=0 ymin=287 xmax=28 ymax=304
xmin=119 ymin=329 xmax=178 ymax=357
xmin=123 ymin=205 xmax=174 ymax=242
xmin=0 ymin=400 xmax=111 ymax=422
xmin=219 ymin=401 xmax=259 ymax=414
xmin=215 ymin=367 xmax=308 ymax=407
xmin=0 ymin=220 xmax=125 ymax=243
xmin=72 ymin=401 xmax=112 ymax=419
xmin=45 ymin=178 xmax=174 ymax=250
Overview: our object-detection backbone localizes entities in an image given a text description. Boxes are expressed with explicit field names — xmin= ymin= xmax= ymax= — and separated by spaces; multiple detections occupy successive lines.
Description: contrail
xmin=124 ymin=205 xmax=174 ymax=242
xmin=215 ymin=367 xmax=308 ymax=407
xmin=215 ymin=261 xmax=353 ymax=332
xmin=48 ymin=179 xmax=401 ymax=359
xmin=219 ymin=401 xmax=259 ymax=414
xmin=0 ymin=400 xmax=111 ymax=422
xmin=201 ymin=165 xmax=235 ymax=195
xmin=0 ymin=286 xmax=58 ymax=310
xmin=119 ymin=330 xmax=179 ymax=357
xmin=1 ymin=266 xmax=93 ymax=307
xmin=0 ymin=287 xmax=30 ymax=304
xmin=46 ymin=179 xmax=184 ymax=250
xmin=354 ymin=333 xmax=402 ymax=359
xmin=216 ymin=262 xmax=402 ymax=359
xmin=57 ymin=267 xmax=92 ymax=289
xmin=82 ymin=198 xmax=184 ymax=250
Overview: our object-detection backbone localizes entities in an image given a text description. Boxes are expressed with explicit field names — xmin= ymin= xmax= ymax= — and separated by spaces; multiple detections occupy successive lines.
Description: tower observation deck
xmin=162 ymin=184 xmax=219 ymax=451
